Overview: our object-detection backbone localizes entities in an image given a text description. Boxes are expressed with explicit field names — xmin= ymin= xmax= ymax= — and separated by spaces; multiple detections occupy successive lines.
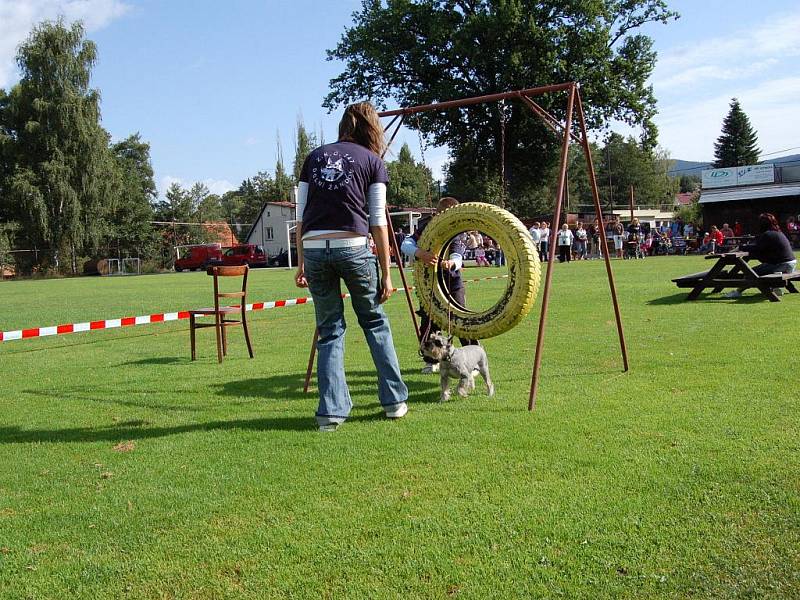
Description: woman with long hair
xmin=726 ymin=213 xmax=797 ymax=298
xmin=295 ymin=102 xmax=408 ymax=431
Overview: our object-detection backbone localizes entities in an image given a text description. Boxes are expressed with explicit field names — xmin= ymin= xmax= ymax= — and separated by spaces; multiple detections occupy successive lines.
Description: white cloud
xmin=0 ymin=0 xmax=130 ymax=87
xmin=158 ymin=175 xmax=237 ymax=199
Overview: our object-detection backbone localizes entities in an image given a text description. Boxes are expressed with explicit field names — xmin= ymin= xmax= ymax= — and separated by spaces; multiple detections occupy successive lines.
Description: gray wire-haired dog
xmin=419 ymin=331 xmax=495 ymax=402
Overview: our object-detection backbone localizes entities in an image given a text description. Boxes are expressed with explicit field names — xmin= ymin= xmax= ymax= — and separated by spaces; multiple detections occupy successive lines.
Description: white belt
xmin=303 ymin=236 xmax=368 ymax=249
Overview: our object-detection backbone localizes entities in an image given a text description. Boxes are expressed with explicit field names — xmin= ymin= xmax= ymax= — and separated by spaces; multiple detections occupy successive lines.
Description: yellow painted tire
xmin=414 ymin=202 xmax=540 ymax=339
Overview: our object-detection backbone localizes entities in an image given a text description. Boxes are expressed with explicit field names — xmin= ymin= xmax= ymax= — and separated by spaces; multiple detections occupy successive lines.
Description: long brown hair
xmin=338 ymin=102 xmax=386 ymax=156
xmin=759 ymin=213 xmax=781 ymax=232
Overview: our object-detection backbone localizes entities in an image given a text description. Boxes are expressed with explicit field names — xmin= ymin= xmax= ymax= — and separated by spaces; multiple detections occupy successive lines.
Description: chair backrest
xmin=206 ymin=265 xmax=249 ymax=311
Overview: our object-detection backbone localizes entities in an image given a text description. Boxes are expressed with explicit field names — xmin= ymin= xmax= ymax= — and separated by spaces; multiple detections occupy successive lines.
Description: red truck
xmin=174 ymin=244 xmax=223 ymax=271
xmin=221 ymin=244 xmax=268 ymax=268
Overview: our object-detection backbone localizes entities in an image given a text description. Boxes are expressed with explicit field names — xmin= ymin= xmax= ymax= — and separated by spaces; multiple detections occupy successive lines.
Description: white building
xmin=245 ymin=201 xmax=297 ymax=257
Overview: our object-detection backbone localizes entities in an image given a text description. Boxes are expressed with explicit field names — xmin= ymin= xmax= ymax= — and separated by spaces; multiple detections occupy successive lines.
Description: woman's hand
xmin=379 ymin=275 xmax=393 ymax=304
xmin=295 ymin=267 xmax=308 ymax=288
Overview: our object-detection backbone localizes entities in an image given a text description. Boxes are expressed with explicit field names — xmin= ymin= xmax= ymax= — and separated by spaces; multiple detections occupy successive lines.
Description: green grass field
xmin=1 ymin=257 xmax=798 ymax=599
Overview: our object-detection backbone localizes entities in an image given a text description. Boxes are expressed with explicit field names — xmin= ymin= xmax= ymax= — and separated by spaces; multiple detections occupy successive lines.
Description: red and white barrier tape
xmin=0 ymin=274 xmax=508 ymax=343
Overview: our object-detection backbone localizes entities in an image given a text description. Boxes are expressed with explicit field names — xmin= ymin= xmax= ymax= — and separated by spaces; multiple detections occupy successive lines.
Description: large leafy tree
xmin=713 ymin=98 xmax=760 ymax=168
xmin=2 ymin=19 xmax=115 ymax=270
xmin=325 ymin=0 xmax=677 ymax=215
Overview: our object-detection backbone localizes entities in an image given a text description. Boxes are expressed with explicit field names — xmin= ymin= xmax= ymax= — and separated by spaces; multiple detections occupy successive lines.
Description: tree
xmin=3 ymin=19 xmax=115 ymax=271
xmin=678 ymin=174 xmax=701 ymax=193
xmin=325 ymin=0 xmax=678 ymax=215
xmin=386 ymin=143 xmax=436 ymax=207
xmin=108 ymin=133 xmax=158 ymax=256
xmin=597 ymin=133 xmax=675 ymax=210
xmin=274 ymin=135 xmax=294 ymax=202
xmin=713 ymin=98 xmax=760 ymax=167
xmin=293 ymin=118 xmax=317 ymax=182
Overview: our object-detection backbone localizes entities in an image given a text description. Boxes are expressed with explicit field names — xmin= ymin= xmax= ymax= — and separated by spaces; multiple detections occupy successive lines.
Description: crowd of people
xmin=525 ymin=215 xmax=800 ymax=262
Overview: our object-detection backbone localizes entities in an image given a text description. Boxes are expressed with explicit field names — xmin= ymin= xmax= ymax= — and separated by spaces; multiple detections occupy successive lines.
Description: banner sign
xmin=736 ymin=164 xmax=774 ymax=185
xmin=702 ymin=164 xmax=774 ymax=188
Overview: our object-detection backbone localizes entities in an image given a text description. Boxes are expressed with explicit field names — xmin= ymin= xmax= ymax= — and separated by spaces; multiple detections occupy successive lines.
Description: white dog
xmin=419 ymin=331 xmax=495 ymax=402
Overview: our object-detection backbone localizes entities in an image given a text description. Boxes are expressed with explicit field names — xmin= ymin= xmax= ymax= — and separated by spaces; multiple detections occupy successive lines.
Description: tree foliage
xmin=678 ymin=174 xmax=701 ymax=193
xmin=2 ymin=19 xmax=115 ymax=269
xmin=325 ymin=0 xmax=678 ymax=215
xmin=386 ymin=143 xmax=436 ymax=207
xmin=713 ymin=98 xmax=760 ymax=168
xmin=597 ymin=133 xmax=675 ymax=209
xmin=109 ymin=133 xmax=158 ymax=256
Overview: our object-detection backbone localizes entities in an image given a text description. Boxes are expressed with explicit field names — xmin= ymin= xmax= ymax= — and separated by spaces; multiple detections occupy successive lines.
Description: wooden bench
xmin=672 ymin=252 xmax=800 ymax=302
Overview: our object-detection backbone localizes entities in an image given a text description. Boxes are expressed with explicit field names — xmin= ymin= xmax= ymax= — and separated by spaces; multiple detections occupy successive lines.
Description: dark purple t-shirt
xmin=299 ymin=141 xmax=389 ymax=237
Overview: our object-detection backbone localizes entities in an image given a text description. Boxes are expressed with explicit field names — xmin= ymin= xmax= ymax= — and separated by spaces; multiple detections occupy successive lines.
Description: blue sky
xmin=2 ymin=0 xmax=799 ymax=197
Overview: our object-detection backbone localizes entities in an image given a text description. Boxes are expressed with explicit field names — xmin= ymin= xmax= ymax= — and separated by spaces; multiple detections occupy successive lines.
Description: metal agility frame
xmin=303 ymin=82 xmax=629 ymax=410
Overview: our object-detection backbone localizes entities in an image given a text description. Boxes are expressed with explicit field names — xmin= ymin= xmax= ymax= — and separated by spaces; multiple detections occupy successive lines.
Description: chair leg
xmin=242 ymin=311 xmax=254 ymax=359
xmin=190 ymin=314 xmax=196 ymax=361
xmin=214 ymin=312 xmax=224 ymax=363
xmin=221 ymin=320 xmax=228 ymax=356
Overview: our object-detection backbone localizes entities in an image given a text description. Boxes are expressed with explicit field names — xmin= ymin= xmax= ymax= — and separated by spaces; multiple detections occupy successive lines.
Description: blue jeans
xmin=753 ymin=259 xmax=796 ymax=276
xmin=303 ymin=244 xmax=408 ymax=425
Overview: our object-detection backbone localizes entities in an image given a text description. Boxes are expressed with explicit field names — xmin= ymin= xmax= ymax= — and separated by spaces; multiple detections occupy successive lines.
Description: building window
xmin=265 ymin=227 xmax=274 ymax=240
xmin=266 ymin=211 xmax=271 ymax=217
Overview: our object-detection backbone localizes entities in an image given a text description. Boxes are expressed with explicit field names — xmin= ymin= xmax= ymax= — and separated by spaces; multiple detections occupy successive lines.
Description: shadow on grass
xmin=216 ymin=370 xmax=441 ymax=405
xmin=0 ymin=413 xmax=389 ymax=444
xmin=4 ymin=369 xmax=439 ymax=444
xmin=647 ymin=292 xmax=770 ymax=305
xmin=121 ymin=356 xmax=187 ymax=365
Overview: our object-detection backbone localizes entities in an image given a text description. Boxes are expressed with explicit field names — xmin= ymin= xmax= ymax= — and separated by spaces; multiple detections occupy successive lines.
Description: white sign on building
xmin=702 ymin=164 xmax=774 ymax=189
xmin=736 ymin=164 xmax=774 ymax=185
xmin=702 ymin=167 xmax=736 ymax=188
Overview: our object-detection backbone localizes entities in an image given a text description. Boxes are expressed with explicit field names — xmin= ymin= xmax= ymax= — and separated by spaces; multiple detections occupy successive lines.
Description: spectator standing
xmin=529 ymin=222 xmax=542 ymax=261
xmin=474 ymin=244 xmax=489 ymax=266
xmin=734 ymin=221 xmax=744 ymax=237
xmin=613 ymin=220 xmax=624 ymax=258
xmin=671 ymin=217 xmax=684 ymax=239
xmin=540 ymin=222 xmax=551 ymax=261
xmin=556 ymin=224 xmax=574 ymax=263
xmin=574 ymin=222 xmax=588 ymax=260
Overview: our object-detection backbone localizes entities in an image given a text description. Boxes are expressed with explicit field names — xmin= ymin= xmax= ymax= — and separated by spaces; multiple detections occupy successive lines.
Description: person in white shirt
xmin=529 ymin=221 xmax=542 ymax=259
xmin=574 ymin=222 xmax=588 ymax=260
xmin=557 ymin=223 xmax=574 ymax=263
xmin=540 ymin=221 xmax=551 ymax=261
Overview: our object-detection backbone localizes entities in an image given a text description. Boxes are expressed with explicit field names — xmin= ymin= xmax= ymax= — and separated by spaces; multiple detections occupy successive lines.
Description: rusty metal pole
xmin=575 ymin=90 xmax=629 ymax=372
xmin=528 ymin=84 xmax=576 ymax=411
xmin=303 ymin=327 xmax=318 ymax=393
xmin=381 ymin=116 xmax=421 ymax=341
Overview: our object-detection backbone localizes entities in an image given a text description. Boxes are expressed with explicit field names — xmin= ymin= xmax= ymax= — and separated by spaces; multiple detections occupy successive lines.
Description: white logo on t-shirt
xmin=320 ymin=157 xmax=345 ymax=182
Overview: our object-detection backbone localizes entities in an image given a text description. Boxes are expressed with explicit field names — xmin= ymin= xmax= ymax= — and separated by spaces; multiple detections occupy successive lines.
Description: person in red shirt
xmin=709 ymin=225 xmax=724 ymax=253
xmin=733 ymin=221 xmax=744 ymax=237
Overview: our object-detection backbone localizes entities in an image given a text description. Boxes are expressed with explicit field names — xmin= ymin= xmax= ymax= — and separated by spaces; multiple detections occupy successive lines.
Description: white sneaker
xmin=421 ymin=363 xmax=440 ymax=374
xmin=385 ymin=402 xmax=408 ymax=419
xmin=725 ymin=289 xmax=742 ymax=299
xmin=318 ymin=423 xmax=339 ymax=432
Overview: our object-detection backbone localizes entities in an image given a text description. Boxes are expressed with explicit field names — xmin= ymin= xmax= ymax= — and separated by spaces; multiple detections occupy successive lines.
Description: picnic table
xmin=672 ymin=251 xmax=800 ymax=302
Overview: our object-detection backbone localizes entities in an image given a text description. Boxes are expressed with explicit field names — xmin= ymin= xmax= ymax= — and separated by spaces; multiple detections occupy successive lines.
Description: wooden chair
xmin=189 ymin=265 xmax=254 ymax=363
